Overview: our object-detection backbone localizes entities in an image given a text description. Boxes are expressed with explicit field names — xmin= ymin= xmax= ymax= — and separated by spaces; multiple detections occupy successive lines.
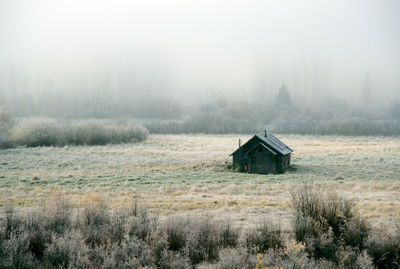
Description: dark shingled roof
xmin=244 ymin=142 xmax=277 ymax=156
xmin=230 ymin=131 xmax=293 ymax=156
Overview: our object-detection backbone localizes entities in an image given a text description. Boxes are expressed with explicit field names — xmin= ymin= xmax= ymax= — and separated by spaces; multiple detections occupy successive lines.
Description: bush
xmin=218 ymin=247 xmax=257 ymax=269
xmin=366 ymin=227 xmax=400 ymax=269
xmin=185 ymin=218 xmax=223 ymax=264
xmin=290 ymin=183 xmax=370 ymax=264
xmin=0 ymin=109 xmax=14 ymax=138
xmin=218 ymin=222 xmax=239 ymax=249
xmin=127 ymin=203 xmax=157 ymax=242
xmin=260 ymin=240 xmax=335 ymax=269
xmin=43 ymin=232 xmax=90 ymax=268
xmin=103 ymin=236 xmax=155 ymax=268
xmin=163 ymin=217 xmax=189 ymax=252
xmin=9 ymin=118 xmax=148 ymax=147
xmin=43 ymin=194 xmax=73 ymax=236
xmin=11 ymin=118 xmax=61 ymax=147
xmin=80 ymin=201 xmax=111 ymax=248
xmin=157 ymin=249 xmax=189 ymax=269
xmin=244 ymin=221 xmax=283 ymax=253
xmin=0 ymin=232 xmax=39 ymax=268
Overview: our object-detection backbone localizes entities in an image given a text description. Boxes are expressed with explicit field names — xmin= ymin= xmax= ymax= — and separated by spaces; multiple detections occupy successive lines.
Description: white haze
xmin=0 ymin=0 xmax=399 ymax=109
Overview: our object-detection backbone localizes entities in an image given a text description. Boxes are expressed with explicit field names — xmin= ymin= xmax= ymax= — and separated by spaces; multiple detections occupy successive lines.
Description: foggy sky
xmin=0 ymin=0 xmax=399 ymax=107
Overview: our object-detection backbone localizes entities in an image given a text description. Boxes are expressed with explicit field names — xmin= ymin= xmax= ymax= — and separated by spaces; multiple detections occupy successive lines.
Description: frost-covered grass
xmin=0 ymin=134 xmax=399 ymax=230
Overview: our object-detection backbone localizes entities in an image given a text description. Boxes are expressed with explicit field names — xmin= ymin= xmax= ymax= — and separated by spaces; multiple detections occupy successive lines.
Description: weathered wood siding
xmin=245 ymin=144 xmax=274 ymax=174
xmin=232 ymin=135 xmax=292 ymax=174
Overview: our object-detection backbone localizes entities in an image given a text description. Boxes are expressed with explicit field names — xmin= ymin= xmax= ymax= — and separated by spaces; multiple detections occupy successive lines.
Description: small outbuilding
xmin=230 ymin=131 xmax=293 ymax=174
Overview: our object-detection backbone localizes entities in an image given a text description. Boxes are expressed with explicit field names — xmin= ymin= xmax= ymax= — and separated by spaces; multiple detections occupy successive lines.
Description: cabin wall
xmin=233 ymin=152 xmax=249 ymax=171
xmin=285 ymin=155 xmax=291 ymax=170
xmin=232 ymin=152 xmax=240 ymax=169
xmin=248 ymin=149 xmax=276 ymax=174
xmin=249 ymin=156 xmax=276 ymax=174
xmin=276 ymin=154 xmax=291 ymax=173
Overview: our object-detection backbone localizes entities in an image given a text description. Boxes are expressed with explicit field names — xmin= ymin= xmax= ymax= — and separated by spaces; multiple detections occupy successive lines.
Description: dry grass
xmin=0 ymin=134 xmax=399 ymax=230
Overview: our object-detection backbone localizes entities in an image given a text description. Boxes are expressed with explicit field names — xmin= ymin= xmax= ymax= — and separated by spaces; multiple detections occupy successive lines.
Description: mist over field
xmin=1 ymin=0 xmax=400 ymax=134
xmin=2 ymin=2 xmax=400 ymax=267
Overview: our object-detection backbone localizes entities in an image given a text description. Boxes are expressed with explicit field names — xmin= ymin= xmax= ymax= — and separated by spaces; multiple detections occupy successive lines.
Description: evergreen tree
xmin=275 ymin=83 xmax=292 ymax=107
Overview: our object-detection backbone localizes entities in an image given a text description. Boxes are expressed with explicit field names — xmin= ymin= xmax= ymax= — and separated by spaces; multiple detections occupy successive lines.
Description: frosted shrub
xmin=0 ymin=191 xmax=394 ymax=268
xmin=0 ymin=110 xmax=14 ymax=147
xmin=366 ymin=228 xmax=400 ymax=269
xmin=62 ymin=121 xmax=148 ymax=145
xmin=218 ymin=247 xmax=257 ymax=269
xmin=244 ymin=221 xmax=283 ymax=253
xmin=11 ymin=118 xmax=61 ymax=147
xmin=8 ymin=118 xmax=148 ymax=147
xmin=0 ymin=109 xmax=13 ymax=135
xmin=291 ymin=184 xmax=371 ymax=265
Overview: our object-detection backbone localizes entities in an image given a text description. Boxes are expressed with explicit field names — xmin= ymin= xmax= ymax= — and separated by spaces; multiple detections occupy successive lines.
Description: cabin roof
xmin=244 ymin=142 xmax=277 ymax=156
xmin=230 ymin=131 xmax=293 ymax=156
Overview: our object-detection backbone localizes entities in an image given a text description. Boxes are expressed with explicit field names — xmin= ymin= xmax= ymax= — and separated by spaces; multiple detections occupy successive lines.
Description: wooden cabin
xmin=230 ymin=131 xmax=293 ymax=174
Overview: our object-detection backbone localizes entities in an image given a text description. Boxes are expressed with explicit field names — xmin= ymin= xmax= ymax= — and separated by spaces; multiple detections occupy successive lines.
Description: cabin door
xmin=241 ymin=157 xmax=249 ymax=172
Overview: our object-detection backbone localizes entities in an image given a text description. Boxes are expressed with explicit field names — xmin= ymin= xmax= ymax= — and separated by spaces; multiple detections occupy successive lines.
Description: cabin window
xmin=258 ymin=147 xmax=263 ymax=152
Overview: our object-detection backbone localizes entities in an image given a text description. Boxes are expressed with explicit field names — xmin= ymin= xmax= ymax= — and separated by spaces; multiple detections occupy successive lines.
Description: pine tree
xmin=275 ymin=83 xmax=292 ymax=107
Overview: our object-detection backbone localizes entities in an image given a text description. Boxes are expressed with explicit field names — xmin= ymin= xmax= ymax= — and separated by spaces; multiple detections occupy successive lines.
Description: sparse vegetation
xmin=0 ymin=187 xmax=398 ymax=268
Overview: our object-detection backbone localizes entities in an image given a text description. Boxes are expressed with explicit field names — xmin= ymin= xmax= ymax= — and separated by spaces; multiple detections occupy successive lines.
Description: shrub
xmin=290 ymin=183 xmax=370 ymax=264
xmin=127 ymin=204 xmax=157 ymax=242
xmin=163 ymin=217 xmax=189 ymax=252
xmin=3 ymin=206 xmax=24 ymax=240
xmin=0 ymin=232 xmax=39 ymax=268
xmin=0 ymin=110 xmax=14 ymax=145
xmin=304 ymin=230 xmax=338 ymax=262
xmin=185 ymin=218 xmax=225 ymax=264
xmin=355 ymin=250 xmax=375 ymax=269
xmin=244 ymin=221 xmax=283 ymax=253
xmin=25 ymin=212 xmax=52 ymax=260
xmin=62 ymin=120 xmax=148 ymax=145
xmin=157 ymin=249 xmax=189 ymax=269
xmin=218 ymin=222 xmax=239 ymax=249
xmin=341 ymin=217 xmax=369 ymax=250
xmin=8 ymin=118 xmax=148 ymax=148
xmin=218 ymin=247 xmax=257 ymax=269
xmin=11 ymin=118 xmax=60 ymax=147
xmin=80 ymin=201 xmax=111 ymax=248
xmin=108 ymin=215 xmax=126 ymax=245
xmin=43 ymin=194 xmax=73 ymax=236
xmin=43 ymin=232 xmax=90 ymax=268
xmin=260 ymin=240 xmax=335 ymax=269
xmin=366 ymin=227 xmax=400 ymax=269
xmin=103 ymin=236 xmax=155 ymax=268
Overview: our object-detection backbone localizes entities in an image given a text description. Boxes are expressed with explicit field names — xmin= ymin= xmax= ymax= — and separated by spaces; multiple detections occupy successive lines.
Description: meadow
xmin=1 ymin=134 xmax=399 ymax=231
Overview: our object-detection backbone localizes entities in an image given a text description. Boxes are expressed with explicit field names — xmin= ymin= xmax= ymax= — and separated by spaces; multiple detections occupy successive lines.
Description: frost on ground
xmin=0 ymin=134 xmax=399 ymax=230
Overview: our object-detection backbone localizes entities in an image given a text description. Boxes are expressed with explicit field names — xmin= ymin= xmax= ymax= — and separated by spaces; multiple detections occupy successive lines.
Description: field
xmin=1 ymin=134 xmax=400 ymax=230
